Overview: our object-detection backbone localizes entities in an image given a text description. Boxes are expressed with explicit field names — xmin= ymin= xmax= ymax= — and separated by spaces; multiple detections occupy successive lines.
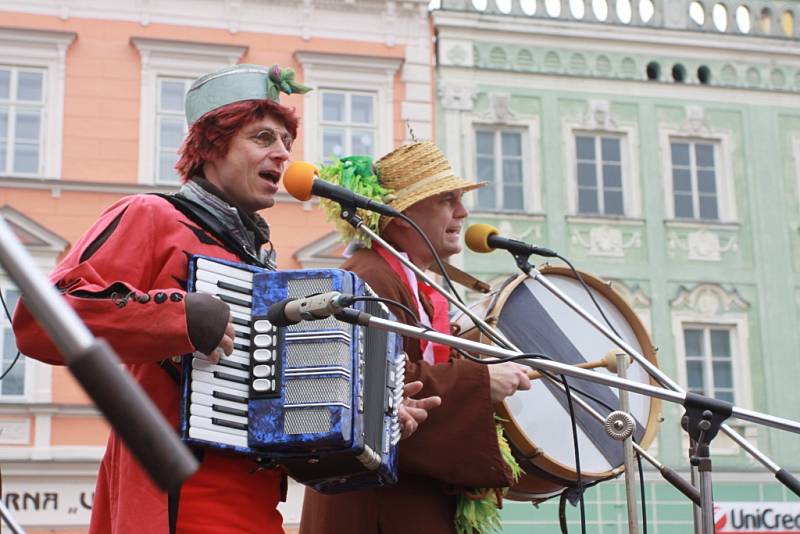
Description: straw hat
xmin=374 ymin=141 xmax=486 ymax=230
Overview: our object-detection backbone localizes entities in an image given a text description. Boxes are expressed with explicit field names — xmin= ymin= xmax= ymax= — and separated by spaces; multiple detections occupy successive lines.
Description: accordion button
xmin=253 ymin=364 xmax=273 ymax=378
xmin=253 ymin=349 xmax=273 ymax=362
xmin=154 ymin=292 xmax=167 ymax=304
xmin=253 ymin=378 xmax=274 ymax=392
xmin=253 ymin=319 xmax=272 ymax=333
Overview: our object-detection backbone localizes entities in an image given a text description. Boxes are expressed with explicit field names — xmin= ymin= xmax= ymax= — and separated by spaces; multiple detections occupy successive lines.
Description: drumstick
xmin=526 ymin=349 xmax=632 ymax=380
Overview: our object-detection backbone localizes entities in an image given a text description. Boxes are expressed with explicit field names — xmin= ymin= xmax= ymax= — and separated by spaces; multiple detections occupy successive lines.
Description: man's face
xmin=203 ymin=114 xmax=292 ymax=213
xmin=401 ymin=190 xmax=469 ymax=265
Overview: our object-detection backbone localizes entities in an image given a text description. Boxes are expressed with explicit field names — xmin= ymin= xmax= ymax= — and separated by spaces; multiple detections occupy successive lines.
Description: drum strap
xmin=498 ymin=286 xmax=646 ymax=467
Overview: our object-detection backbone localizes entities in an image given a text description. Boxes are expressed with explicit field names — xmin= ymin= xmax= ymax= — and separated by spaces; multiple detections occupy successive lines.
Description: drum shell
xmin=454 ymin=266 xmax=661 ymax=501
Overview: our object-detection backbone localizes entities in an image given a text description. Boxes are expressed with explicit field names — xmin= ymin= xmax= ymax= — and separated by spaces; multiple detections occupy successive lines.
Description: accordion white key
xmin=181 ymin=255 xmax=405 ymax=493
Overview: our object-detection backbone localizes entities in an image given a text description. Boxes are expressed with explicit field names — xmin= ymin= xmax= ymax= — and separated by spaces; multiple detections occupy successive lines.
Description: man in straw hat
xmin=300 ymin=142 xmax=532 ymax=534
xmin=13 ymin=64 xmax=437 ymax=534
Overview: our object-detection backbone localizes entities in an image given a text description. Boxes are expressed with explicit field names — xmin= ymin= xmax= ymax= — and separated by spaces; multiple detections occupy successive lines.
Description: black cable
xmin=560 ymin=374 xmax=586 ymax=534
xmin=351 ymin=295 xmax=421 ymax=325
xmin=396 ymin=212 xmax=464 ymax=305
xmin=638 ymin=448 xmax=648 ymax=534
xmin=360 ymin=293 xmax=638 ymax=534
xmin=556 ymin=253 xmax=621 ymax=339
xmin=0 ymin=289 xmax=21 ymax=382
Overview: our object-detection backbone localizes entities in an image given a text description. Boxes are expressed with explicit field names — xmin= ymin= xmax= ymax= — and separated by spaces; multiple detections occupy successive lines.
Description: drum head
xmin=485 ymin=268 xmax=660 ymax=488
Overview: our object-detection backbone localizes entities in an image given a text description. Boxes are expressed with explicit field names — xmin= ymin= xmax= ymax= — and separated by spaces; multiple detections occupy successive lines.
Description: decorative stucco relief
xmin=668 ymin=229 xmax=738 ymax=262
xmin=571 ymin=225 xmax=642 ymax=257
xmin=671 ymin=283 xmax=749 ymax=315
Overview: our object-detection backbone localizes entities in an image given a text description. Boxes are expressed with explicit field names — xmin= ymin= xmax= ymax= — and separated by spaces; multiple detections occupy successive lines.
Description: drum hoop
xmin=483 ymin=266 xmax=661 ymax=480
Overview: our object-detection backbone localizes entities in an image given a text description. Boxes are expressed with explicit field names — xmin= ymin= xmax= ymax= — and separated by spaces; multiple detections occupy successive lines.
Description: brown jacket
xmin=300 ymin=248 xmax=512 ymax=534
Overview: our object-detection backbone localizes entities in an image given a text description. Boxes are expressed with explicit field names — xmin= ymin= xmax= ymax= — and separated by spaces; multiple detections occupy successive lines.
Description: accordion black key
xmin=181 ymin=255 xmax=405 ymax=493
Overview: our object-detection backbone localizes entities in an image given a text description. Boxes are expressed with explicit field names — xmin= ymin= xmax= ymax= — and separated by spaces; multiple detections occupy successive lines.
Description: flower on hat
xmin=267 ymin=64 xmax=311 ymax=100
xmin=318 ymin=156 xmax=394 ymax=248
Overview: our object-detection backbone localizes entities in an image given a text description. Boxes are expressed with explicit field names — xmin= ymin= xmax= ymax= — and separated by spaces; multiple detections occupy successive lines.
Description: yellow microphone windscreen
xmin=465 ymin=223 xmax=499 ymax=253
xmin=283 ymin=161 xmax=318 ymax=201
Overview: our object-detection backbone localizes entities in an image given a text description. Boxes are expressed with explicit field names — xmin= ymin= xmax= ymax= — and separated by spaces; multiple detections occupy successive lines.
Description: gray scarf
xmin=177 ymin=179 xmax=275 ymax=268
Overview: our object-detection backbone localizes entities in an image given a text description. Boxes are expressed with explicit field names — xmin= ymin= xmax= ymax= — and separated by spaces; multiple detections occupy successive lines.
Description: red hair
xmin=175 ymin=99 xmax=299 ymax=181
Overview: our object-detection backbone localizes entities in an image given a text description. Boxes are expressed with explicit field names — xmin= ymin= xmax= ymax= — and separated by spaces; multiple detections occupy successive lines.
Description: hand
xmin=488 ymin=362 xmax=532 ymax=403
xmin=398 ymin=381 xmax=442 ymax=439
xmin=207 ymin=315 xmax=235 ymax=363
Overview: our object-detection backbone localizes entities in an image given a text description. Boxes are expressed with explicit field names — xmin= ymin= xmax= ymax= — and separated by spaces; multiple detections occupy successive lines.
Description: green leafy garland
xmin=454 ymin=421 xmax=523 ymax=534
xmin=318 ymin=156 xmax=395 ymax=248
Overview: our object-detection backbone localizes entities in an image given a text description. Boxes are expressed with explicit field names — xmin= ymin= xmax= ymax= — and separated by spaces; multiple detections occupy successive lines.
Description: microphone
xmin=465 ymin=223 xmax=558 ymax=258
xmin=283 ymin=161 xmax=401 ymax=218
xmin=266 ymin=291 xmax=356 ymax=327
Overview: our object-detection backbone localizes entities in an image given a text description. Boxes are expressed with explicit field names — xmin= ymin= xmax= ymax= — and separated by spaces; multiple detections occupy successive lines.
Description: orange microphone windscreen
xmin=283 ymin=161 xmax=319 ymax=201
xmin=464 ymin=223 xmax=499 ymax=253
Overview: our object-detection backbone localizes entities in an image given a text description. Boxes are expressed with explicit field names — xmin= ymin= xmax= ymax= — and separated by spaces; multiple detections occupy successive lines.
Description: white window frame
xmin=295 ymin=52 xmax=401 ymax=165
xmin=154 ymin=77 xmax=193 ymax=184
xmin=565 ymin=124 xmax=641 ymax=218
xmin=318 ymin=89 xmax=378 ymax=162
xmin=572 ymin=133 xmax=627 ymax=216
xmin=0 ymin=207 xmax=66 ymax=404
xmin=660 ymin=127 xmax=737 ymax=223
xmin=472 ymin=126 xmax=528 ymax=212
xmin=0 ymin=28 xmax=75 ymax=179
xmin=131 ymin=37 xmax=246 ymax=185
xmin=464 ymin=116 xmax=540 ymax=213
xmin=668 ymin=139 xmax=724 ymax=221
xmin=671 ymin=285 xmax=753 ymax=455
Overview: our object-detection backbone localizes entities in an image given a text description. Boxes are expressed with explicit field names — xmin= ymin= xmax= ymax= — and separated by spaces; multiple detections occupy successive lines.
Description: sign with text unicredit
xmin=715 ymin=503 xmax=800 ymax=533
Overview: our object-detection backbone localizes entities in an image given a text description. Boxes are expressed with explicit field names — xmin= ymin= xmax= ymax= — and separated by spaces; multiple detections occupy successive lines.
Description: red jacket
xmin=13 ymin=194 xmax=284 ymax=534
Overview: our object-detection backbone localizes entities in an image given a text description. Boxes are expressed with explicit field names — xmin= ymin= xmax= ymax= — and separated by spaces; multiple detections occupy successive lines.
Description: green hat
xmin=185 ymin=63 xmax=311 ymax=126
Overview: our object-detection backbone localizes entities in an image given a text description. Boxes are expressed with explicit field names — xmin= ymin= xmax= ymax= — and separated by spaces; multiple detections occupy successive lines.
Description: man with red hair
xmin=13 ymin=64 xmax=436 ymax=534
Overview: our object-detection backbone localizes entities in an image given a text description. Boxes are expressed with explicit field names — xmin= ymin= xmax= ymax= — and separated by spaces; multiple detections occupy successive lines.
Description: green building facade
xmin=433 ymin=0 xmax=800 ymax=531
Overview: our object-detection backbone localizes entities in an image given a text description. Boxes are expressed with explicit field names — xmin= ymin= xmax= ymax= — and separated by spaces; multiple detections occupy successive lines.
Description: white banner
xmin=715 ymin=503 xmax=800 ymax=533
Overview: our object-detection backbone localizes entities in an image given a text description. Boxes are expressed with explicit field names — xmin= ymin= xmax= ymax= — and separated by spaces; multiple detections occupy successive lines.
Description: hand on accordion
xmin=398 ymin=381 xmax=442 ymax=439
xmin=208 ymin=315 xmax=236 ymax=363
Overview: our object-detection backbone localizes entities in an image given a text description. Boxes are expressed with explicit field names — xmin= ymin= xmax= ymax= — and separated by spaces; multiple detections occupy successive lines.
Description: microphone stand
xmin=504 ymin=250 xmax=800 ymax=532
xmin=0 ymin=217 xmax=198 ymax=500
xmin=338 ymin=208 xmax=703 ymax=508
xmin=333 ymin=306 xmax=800 ymax=534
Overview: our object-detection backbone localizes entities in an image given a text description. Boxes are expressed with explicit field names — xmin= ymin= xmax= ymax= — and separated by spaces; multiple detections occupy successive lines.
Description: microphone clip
xmin=513 ymin=252 xmax=533 ymax=275
xmin=338 ymin=202 xmax=364 ymax=230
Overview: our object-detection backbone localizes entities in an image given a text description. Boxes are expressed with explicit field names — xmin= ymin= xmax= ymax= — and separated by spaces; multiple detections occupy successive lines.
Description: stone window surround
xmin=464 ymin=115 xmax=541 ymax=213
xmin=0 ymin=27 xmax=76 ymax=180
xmin=563 ymin=111 xmax=642 ymax=219
xmin=130 ymin=37 xmax=247 ymax=185
xmin=671 ymin=284 xmax=754 ymax=454
xmin=660 ymin=124 xmax=737 ymax=223
xmin=295 ymin=51 xmax=402 ymax=165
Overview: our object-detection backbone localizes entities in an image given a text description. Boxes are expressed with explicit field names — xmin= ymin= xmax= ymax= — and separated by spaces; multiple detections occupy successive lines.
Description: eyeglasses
xmin=251 ymin=127 xmax=293 ymax=152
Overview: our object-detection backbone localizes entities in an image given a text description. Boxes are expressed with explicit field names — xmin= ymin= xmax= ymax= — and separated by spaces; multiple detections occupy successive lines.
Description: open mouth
xmin=259 ymin=170 xmax=281 ymax=184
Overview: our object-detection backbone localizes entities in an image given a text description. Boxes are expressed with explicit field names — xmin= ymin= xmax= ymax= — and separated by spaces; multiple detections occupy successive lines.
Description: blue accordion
xmin=180 ymin=255 xmax=404 ymax=493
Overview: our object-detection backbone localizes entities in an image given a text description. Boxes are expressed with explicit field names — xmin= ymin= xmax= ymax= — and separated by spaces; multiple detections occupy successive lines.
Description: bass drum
xmin=453 ymin=266 xmax=660 ymax=502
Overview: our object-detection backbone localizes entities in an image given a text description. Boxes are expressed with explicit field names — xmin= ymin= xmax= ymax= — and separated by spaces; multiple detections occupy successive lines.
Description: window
xmin=155 ymin=77 xmax=191 ymax=184
xmin=131 ymin=38 xmax=246 ymax=185
xmin=575 ymin=134 xmax=624 ymax=215
xmin=475 ymin=129 xmax=524 ymax=211
xmin=0 ymin=67 xmax=46 ymax=176
xmin=295 ymin=52 xmax=402 ymax=165
xmin=683 ymin=325 xmax=734 ymax=402
xmin=319 ymin=90 xmax=376 ymax=163
xmin=0 ymin=28 xmax=75 ymax=179
xmin=0 ymin=286 xmax=24 ymax=398
xmin=670 ymin=140 xmax=719 ymax=220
